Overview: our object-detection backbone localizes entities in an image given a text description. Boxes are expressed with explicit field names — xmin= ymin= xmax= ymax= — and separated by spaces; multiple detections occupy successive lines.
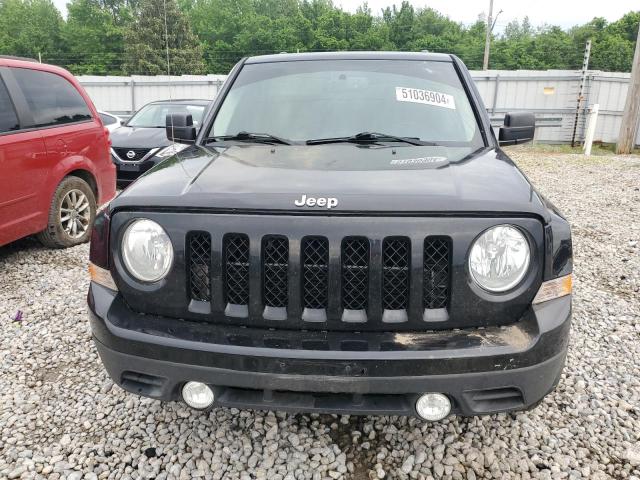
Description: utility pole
xmin=616 ymin=23 xmax=640 ymax=154
xmin=482 ymin=0 xmax=494 ymax=70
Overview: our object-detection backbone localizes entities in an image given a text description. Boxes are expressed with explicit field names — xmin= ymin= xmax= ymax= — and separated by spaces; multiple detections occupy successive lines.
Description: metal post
xmin=130 ymin=78 xmax=135 ymax=113
xmin=482 ymin=0 xmax=494 ymax=70
xmin=491 ymin=74 xmax=500 ymax=114
xmin=583 ymin=104 xmax=599 ymax=156
xmin=570 ymin=40 xmax=591 ymax=147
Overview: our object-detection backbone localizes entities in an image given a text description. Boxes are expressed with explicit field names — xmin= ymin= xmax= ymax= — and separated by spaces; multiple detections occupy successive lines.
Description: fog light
xmin=182 ymin=381 xmax=214 ymax=409
xmin=415 ymin=393 xmax=451 ymax=421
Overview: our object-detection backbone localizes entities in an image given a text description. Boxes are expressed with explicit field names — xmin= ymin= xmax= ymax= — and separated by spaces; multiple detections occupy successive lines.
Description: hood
xmin=109 ymin=125 xmax=171 ymax=149
xmin=111 ymin=144 xmax=549 ymax=220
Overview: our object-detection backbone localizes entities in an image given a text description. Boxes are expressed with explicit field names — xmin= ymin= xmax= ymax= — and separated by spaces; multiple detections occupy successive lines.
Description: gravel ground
xmin=1 ymin=147 xmax=639 ymax=480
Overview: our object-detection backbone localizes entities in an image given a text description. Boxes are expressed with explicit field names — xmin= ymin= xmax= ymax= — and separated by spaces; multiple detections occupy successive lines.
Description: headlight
xmin=468 ymin=225 xmax=530 ymax=292
xmin=155 ymin=143 xmax=188 ymax=158
xmin=121 ymin=219 xmax=173 ymax=282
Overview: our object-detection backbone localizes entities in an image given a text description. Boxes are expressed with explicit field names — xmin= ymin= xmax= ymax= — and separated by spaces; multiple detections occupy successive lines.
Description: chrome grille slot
xmin=262 ymin=236 xmax=289 ymax=320
xmin=112 ymin=147 xmax=151 ymax=162
xmin=341 ymin=237 xmax=369 ymax=323
xmin=301 ymin=236 xmax=329 ymax=322
xmin=187 ymin=232 xmax=211 ymax=302
xmin=423 ymin=237 xmax=451 ymax=322
xmin=223 ymin=234 xmax=250 ymax=317
xmin=382 ymin=237 xmax=410 ymax=322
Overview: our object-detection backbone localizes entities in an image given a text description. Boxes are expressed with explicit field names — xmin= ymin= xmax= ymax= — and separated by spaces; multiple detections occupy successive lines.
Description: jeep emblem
xmin=294 ymin=194 xmax=338 ymax=209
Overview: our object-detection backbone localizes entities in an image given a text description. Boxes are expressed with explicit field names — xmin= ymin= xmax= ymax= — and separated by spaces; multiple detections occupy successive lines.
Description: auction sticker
xmin=390 ymin=156 xmax=447 ymax=165
xmin=395 ymin=87 xmax=455 ymax=110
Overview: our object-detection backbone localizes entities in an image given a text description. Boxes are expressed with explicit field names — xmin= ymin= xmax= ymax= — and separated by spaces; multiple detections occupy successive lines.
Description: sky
xmin=52 ymin=0 xmax=637 ymax=30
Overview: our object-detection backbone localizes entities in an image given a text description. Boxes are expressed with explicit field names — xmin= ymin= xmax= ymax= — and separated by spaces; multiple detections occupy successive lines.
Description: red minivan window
xmin=12 ymin=68 xmax=93 ymax=128
xmin=0 ymin=78 xmax=19 ymax=133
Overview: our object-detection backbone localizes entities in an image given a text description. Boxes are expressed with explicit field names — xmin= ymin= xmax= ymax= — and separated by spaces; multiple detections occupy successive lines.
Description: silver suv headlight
xmin=468 ymin=225 xmax=530 ymax=292
xmin=121 ymin=219 xmax=174 ymax=282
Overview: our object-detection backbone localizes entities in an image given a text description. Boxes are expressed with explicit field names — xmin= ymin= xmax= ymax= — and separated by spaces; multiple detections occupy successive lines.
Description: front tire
xmin=37 ymin=177 xmax=96 ymax=248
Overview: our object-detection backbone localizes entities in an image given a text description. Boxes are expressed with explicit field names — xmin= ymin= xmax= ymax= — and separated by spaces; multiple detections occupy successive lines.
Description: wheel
xmin=37 ymin=176 xmax=97 ymax=248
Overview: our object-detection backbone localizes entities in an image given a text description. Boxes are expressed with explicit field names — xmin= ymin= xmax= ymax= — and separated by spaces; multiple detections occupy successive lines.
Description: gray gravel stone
xmin=1 ymin=147 xmax=639 ymax=479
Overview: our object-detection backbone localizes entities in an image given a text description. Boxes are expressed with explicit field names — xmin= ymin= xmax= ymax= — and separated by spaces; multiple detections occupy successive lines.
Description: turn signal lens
xmin=89 ymin=262 xmax=118 ymax=291
xmin=532 ymin=274 xmax=572 ymax=304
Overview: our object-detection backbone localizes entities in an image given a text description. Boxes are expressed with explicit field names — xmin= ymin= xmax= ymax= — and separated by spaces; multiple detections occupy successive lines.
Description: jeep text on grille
xmin=88 ymin=52 xmax=572 ymax=420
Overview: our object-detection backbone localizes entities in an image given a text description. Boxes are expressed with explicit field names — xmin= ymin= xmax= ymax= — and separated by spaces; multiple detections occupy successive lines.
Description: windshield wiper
xmin=208 ymin=131 xmax=293 ymax=145
xmin=306 ymin=132 xmax=438 ymax=146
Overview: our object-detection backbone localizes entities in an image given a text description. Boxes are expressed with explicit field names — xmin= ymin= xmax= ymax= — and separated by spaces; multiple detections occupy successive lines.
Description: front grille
xmin=113 ymin=147 xmax=151 ymax=162
xmin=188 ymin=232 xmax=211 ymax=302
xmin=185 ymin=230 xmax=453 ymax=329
xmin=423 ymin=237 xmax=451 ymax=309
xmin=262 ymin=236 xmax=289 ymax=308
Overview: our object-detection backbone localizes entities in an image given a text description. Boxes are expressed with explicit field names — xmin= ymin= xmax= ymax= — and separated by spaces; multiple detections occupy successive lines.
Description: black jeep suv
xmin=88 ymin=52 xmax=572 ymax=420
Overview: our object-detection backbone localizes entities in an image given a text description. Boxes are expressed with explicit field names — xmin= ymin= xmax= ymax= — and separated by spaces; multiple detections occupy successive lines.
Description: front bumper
xmin=89 ymin=283 xmax=571 ymax=417
xmin=112 ymin=154 xmax=159 ymax=185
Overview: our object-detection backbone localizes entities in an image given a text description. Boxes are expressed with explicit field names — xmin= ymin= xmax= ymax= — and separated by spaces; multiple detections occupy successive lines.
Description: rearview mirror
xmin=166 ymin=113 xmax=196 ymax=144
xmin=498 ymin=112 xmax=535 ymax=145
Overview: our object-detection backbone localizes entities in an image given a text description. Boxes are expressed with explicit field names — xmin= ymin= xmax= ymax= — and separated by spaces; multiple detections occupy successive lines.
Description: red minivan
xmin=0 ymin=57 xmax=116 ymax=248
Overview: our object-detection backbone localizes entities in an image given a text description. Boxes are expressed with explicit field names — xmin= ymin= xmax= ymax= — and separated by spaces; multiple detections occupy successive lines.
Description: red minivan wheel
xmin=37 ymin=176 xmax=97 ymax=248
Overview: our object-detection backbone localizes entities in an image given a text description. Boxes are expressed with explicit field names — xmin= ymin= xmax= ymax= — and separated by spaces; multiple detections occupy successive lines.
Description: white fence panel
xmin=79 ymin=70 xmax=638 ymax=145
xmin=78 ymin=75 xmax=227 ymax=115
xmin=469 ymin=69 xmax=638 ymax=145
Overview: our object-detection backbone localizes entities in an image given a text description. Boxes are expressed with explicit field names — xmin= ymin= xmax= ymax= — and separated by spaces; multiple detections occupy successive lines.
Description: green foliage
xmin=61 ymin=0 xmax=129 ymax=74
xmin=0 ymin=0 xmax=63 ymax=60
xmin=123 ymin=0 xmax=205 ymax=75
xmin=0 ymin=0 xmax=637 ymax=75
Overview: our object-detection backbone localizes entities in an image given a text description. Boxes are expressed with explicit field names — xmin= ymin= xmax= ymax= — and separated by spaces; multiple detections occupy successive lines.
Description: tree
xmin=2 ymin=0 xmax=638 ymax=75
xmin=503 ymin=17 xmax=533 ymax=42
xmin=186 ymin=0 xmax=253 ymax=72
xmin=123 ymin=0 xmax=205 ymax=75
xmin=62 ymin=0 xmax=128 ymax=74
xmin=591 ymin=34 xmax=635 ymax=72
xmin=383 ymin=1 xmax=416 ymax=50
xmin=0 ymin=0 xmax=64 ymax=61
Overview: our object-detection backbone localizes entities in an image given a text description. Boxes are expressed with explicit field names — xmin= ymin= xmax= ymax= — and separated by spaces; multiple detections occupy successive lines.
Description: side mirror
xmin=499 ymin=112 xmax=535 ymax=145
xmin=166 ymin=113 xmax=196 ymax=144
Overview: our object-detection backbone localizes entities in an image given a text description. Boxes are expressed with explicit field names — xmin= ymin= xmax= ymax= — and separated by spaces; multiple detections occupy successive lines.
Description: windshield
xmin=211 ymin=59 xmax=484 ymax=150
xmin=128 ymin=103 xmax=206 ymax=129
